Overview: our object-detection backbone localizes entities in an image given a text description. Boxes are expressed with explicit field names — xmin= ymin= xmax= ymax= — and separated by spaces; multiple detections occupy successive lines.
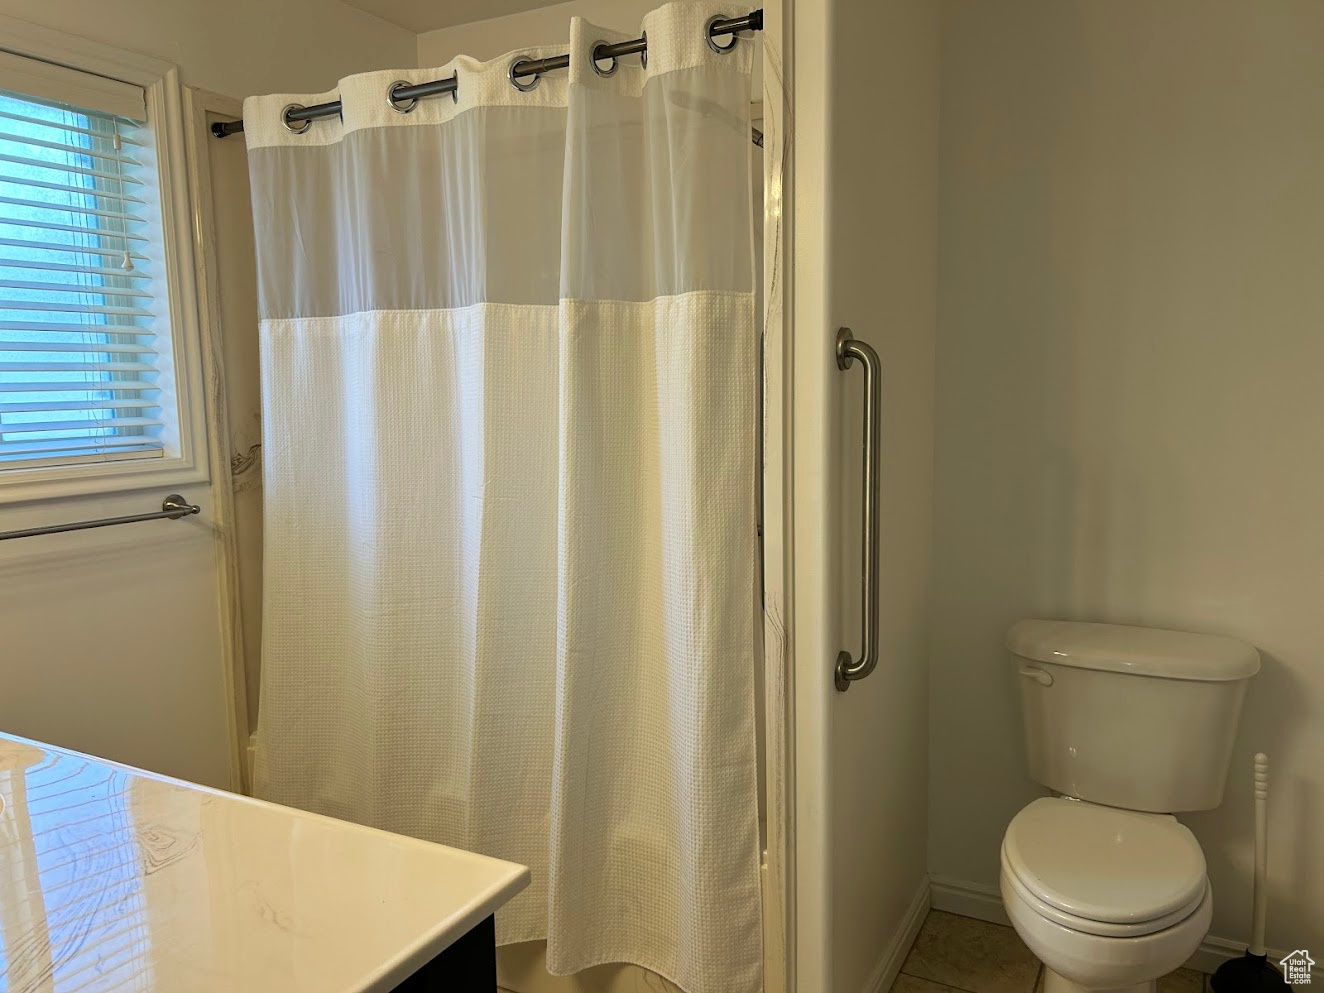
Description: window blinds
xmin=0 ymin=61 xmax=165 ymax=471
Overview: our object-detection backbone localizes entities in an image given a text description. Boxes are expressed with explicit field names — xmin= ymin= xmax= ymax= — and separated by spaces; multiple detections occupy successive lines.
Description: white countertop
xmin=0 ymin=733 xmax=529 ymax=993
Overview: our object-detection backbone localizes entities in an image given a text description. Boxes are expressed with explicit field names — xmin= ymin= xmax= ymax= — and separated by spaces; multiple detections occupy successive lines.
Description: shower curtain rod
xmin=211 ymin=10 xmax=764 ymax=138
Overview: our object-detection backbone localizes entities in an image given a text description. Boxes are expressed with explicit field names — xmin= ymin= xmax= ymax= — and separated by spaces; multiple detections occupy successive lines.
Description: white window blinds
xmin=0 ymin=55 xmax=171 ymax=472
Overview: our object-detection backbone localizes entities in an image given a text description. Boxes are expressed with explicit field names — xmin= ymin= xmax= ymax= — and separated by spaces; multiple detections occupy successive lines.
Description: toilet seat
xmin=1001 ymin=848 xmax=1208 ymax=937
xmin=1002 ymin=798 xmax=1207 ymax=934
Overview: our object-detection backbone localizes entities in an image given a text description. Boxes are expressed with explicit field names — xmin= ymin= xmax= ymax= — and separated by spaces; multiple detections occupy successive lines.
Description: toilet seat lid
xmin=1003 ymin=798 xmax=1207 ymax=925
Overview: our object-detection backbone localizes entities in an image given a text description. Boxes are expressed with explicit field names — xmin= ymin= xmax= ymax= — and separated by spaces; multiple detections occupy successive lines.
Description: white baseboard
xmin=1185 ymin=935 xmax=1321 ymax=982
xmin=929 ymin=875 xmax=1320 ymax=982
xmin=929 ymin=875 xmax=1009 ymax=927
xmin=863 ymin=876 xmax=932 ymax=993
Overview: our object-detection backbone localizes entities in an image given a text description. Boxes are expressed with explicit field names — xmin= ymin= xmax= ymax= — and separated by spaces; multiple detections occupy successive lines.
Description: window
xmin=0 ymin=27 xmax=204 ymax=499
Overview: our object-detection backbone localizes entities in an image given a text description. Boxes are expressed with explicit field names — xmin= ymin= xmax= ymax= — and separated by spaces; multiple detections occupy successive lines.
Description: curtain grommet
xmin=509 ymin=58 xmax=540 ymax=92
xmin=706 ymin=14 xmax=740 ymax=53
xmin=281 ymin=103 xmax=312 ymax=134
xmin=387 ymin=80 xmax=419 ymax=114
xmin=590 ymin=41 xmax=618 ymax=77
xmin=640 ymin=30 xmax=648 ymax=69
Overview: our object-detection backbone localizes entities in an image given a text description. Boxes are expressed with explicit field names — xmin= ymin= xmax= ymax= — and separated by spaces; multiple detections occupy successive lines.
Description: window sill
xmin=0 ymin=453 xmax=209 ymax=505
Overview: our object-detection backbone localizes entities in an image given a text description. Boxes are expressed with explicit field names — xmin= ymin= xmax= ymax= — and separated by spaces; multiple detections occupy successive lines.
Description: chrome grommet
xmin=590 ymin=40 xmax=618 ymax=77
xmin=640 ymin=30 xmax=648 ymax=69
xmin=281 ymin=103 xmax=312 ymax=134
xmin=387 ymin=80 xmax=418 ymax=113
xmin=706 ymin=14 xmax=740 ymax=53
xmin=508 ymin=57 xmax=540 ymax=92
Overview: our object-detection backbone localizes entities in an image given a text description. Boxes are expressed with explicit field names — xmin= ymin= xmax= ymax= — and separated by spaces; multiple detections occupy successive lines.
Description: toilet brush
xmin=1210 ymin=753 xmax=1291 ymax=992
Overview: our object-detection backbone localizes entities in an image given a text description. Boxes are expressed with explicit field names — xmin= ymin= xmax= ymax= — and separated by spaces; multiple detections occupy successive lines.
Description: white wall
xmin=0 ymin=0 xmax=415 ymax=98
xmin=932 ymin=0 xmax=1324 ymax=954
xmin=416 ymin=0 xmax=762 ymax=99
xmin=0 ymin=500 xmax=236 ymax=786
xmin=828 ymin=2 xmax=937 ymax=992
xmin=418 ymin=0 xmax=656 ymax=66
xmin=0 ymin=0 xmax=414 ymax=789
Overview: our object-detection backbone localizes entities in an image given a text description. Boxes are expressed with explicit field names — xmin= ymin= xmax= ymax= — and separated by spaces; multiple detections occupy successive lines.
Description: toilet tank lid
xmin=1007 ymin=619 xmax=1260 ymax=681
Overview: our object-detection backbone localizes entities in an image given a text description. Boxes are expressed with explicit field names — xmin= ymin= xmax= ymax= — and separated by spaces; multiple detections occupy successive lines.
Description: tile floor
xmin=892 ymin=910 xmax=1211 ymax=993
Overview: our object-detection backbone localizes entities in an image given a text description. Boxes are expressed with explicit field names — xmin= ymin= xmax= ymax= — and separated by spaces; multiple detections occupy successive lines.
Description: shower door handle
xmin=834 ymin=327 xmax=881 ymax=692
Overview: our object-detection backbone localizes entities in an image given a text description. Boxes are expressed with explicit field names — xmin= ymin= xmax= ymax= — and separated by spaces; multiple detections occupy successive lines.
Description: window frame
xmin=0 ymin=15 xmax=208 ymax=503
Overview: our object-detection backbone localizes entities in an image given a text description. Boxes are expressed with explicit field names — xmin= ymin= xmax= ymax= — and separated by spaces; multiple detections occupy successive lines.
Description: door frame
xmin=766 ymin=0 xmax=844 ymax=988
xmin=760 ymin=1 xmax=797 ymax=990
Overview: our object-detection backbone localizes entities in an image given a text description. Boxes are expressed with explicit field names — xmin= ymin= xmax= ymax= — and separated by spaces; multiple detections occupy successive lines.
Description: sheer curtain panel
xmin=242 ymin=5 xmax=762 ymax=993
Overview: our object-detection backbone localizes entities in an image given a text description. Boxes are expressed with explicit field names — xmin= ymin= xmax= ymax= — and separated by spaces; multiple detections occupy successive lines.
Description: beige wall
xmin=0 ymin=0 xmax=415 ymax=98
xmin=932 ymin=0 xmax=1324 ymax=953
xmin=829 ymin=2 xmax=938 ymax=992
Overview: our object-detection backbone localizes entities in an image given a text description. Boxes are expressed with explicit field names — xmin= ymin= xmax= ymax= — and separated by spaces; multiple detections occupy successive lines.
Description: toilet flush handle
xmin=1018 ymin=665 xmax=1053 ymax=687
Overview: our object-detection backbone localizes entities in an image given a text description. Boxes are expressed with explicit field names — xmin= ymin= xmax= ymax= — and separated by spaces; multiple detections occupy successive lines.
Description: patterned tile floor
xmin=892 ymin=910 xmax=1210 ymax=993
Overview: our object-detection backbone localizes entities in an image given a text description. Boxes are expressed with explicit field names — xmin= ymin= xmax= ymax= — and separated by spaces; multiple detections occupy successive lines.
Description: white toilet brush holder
xmin=1210 ymin=753 xmax=1290 ymax=992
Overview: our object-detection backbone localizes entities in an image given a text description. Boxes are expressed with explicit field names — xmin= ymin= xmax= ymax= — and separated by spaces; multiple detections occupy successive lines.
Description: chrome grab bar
xmin=835 ymin=327 xmax=881 ymax=691
xmin=0 ymin=494 xmax=200 ymax=541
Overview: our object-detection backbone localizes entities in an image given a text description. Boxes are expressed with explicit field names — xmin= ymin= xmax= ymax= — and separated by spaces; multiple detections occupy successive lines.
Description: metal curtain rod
xmin=212 ymin=10 xmax=763 ymax=138
xmin=0 ymin=494 xmax=200 ymax=541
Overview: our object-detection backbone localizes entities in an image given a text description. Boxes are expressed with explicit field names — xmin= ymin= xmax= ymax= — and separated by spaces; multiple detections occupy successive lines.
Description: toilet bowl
xmin=1000 ymin=798 xmax=1212 ymax=993
xmin=999 ymin=620 xmax=1259 ymax=992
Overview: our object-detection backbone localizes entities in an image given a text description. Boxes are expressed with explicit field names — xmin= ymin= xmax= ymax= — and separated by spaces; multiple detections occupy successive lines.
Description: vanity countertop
xmin=0 ymin=733 xmax=529 ymax=992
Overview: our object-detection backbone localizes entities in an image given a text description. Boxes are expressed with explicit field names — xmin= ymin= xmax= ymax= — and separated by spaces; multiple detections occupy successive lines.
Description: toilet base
xmin=1043 ymin=968 xmax=1156 ymax=993
xmin=1002 ymin=862 xmax=1212 ymax=993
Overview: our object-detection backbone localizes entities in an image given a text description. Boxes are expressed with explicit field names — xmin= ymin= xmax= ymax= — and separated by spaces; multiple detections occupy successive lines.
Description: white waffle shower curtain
xmin=242 ymin=5 xmax=761 ymax=992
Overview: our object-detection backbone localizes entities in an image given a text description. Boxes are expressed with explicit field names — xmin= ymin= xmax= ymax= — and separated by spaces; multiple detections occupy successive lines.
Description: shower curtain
xmin=242 ymin=5 xmax=761 ymax=992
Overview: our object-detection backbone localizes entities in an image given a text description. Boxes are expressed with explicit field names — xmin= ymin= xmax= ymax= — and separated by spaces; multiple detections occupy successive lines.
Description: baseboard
xmin=929 ymin=875 xmax=1320 ymax=982
xmin=862 ymin=876 xmax=932 ymax=993
xmin=1186 ymin=935 xmax=1321 ymax=982
xmin=929 ymin=875 xmax=1009 ymax=926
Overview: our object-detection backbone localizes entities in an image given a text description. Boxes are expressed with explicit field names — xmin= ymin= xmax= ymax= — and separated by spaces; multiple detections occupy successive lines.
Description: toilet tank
xmin=1009 ymin=619 xmax=1259 ymax=813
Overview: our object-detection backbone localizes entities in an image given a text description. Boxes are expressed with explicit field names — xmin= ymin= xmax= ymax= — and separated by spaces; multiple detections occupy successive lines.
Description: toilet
xmin=1000 ymin=620 xmax=1260 ymax=993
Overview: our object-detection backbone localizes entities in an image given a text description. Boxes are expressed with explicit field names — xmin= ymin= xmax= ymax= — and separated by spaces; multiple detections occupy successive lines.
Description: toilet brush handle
xmin=1250 ymin=752 xmax=1269 ymax=957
